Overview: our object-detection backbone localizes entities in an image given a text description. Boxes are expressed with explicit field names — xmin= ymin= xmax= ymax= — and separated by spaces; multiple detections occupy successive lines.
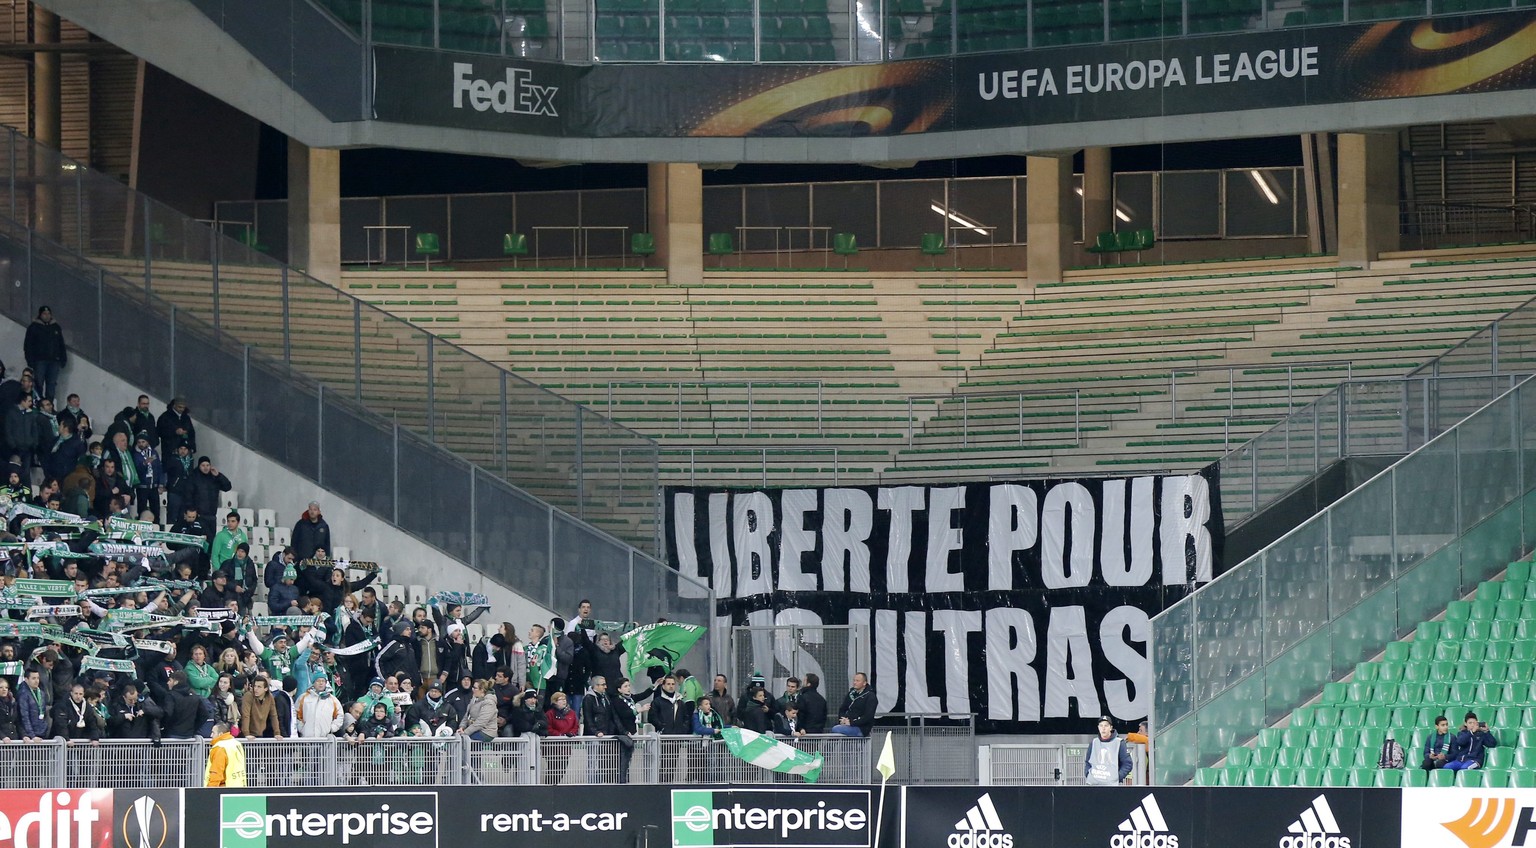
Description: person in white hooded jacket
xmin=295 ymin=677 xmax=343 ymax=738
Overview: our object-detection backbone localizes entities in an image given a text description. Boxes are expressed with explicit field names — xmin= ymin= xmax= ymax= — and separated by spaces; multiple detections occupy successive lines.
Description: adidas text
xmin=1278 ymin=838 xmax=1349 ymax=848
xmin=1110 ymin=836 xmax=1179 ymax=848
xmin=950 ymin=832 xmax=1013 ymax=848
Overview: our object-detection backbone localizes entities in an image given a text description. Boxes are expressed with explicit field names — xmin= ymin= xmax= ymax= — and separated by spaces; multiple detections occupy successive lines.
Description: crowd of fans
xmin=0 ymin=307 xmax=881 ymax=786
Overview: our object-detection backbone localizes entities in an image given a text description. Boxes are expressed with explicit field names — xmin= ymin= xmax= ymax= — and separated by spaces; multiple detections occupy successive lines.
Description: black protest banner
xmin=667 ymin=471 xmax=1220 ymax=733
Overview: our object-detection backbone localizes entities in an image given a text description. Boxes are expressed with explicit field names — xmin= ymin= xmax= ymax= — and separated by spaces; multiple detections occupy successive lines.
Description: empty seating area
xmin=1204 ymin=559 xmax=1536 ymax=789
xmin=337 ymin=250 xmax=1536 ymax=484
xmin=314 ymin=0 xmax=545 ymax=53
xmin=595 ymin=0 xmax=836 ymax=62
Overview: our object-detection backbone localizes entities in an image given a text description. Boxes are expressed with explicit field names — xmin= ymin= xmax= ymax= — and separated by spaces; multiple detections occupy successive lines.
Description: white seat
xmin=220 ymin=491 xmax=239 ymax=510
xmin=237 ymin=508 xmax=255 ymax=528
xmin=157 ymin=492 xmax=169 ymax=519
xmin=333 ymin=546 xmax=351 ymax=561
xmin=250 ymin=526 xmax=272 ymax=546
xmin=250 ymin=544 xmax=267 ymax=564
xmin=257 ymin=509 xmax=276 ymax=527
xmin=273 ymin=527 xmax=291 ymax=547
xmin=406 ymin=585 xmax=428 ymax=605
xmin=466 ymin=622 xmax=486 ymax=643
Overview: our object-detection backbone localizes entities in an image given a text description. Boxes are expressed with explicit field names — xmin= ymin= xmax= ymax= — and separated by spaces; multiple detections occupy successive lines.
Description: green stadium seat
xmin=1244 ymin=767 xmax=1272 ymax=786
xmin=629 ymin=232 xmax=656 ymax=267
xmin=919 ymin=232 xmax=948 ymax=268
xmin=1519 ymin=728 xmax=1536 ymax=748
xmin=1354 ymin=663 xmax=1378 ymax=682
xmin=1491 ymin=617 xmax=1518 ymax=639
xmin=1321 ymin=682 xmax=1347 ymax=704
xmin=1443 ymin=621 xmax=1467 ymax=640
xmin=833 ymin=232 xmax=859 ymax=267
xmin=1485 ymin=642 xmax=1512 ymax=662
xmin=1361 ymin=728 xmax=1387 ymax=749
xmin=1302 ymin=749 xmax=1328 ymax=769
xmin=1445 ymin=600 xmax=1471 ymax=621
xmin=1291 ymin=708 xmax=1316 ymax=727
xmin=1513 ymin=771 xmax=1536 ymax=788
xmin=1501 ymin=581 xmax=1527 ymax=601
xmin=1270 ymin=767 xmax=1297 ymax=786
xmin=1251 ymin=746 xmax=1278 ymax=766
xmin=1486 ymin=748 xmax=1513 ymax=770
xmin=1513 ymin=748 xmax=1536 ymax=769
xmin=502 ymin=232 xmax=529 ymax=268
xmin=1377 ymin=662 xmax=1404 ymax=683
xmin=1390 ymin=706 xmax=1418 ymax=726
xmin=1348 ymin=768 xmax=1374 ymax=787
xmin=707 ymin=232 xmax=735 ymax=265
xmin=1276 ymin=748 xmax=1305 ymax=768
xmin=1430 ymin=661 xmax=1456 ymax=682
xmin=1403 ymin=662 xmax=1430 ymax=683
xmin=1196 ymin=767 xmax=1222 ymax=786
xmin=1448 ymin=682 xmax=1477 ymax=703
xmin=1410 ymin=640 xmax=1436 ymax=662
xmin=1484 ymin=769 xmax=1511 ymax=788
xmin=1384 ymin=642 xmax=1411 ymax=663
xmin=1226 ymin=747 xmax=1253 ymax=767
xmin=1475 ymin=581 xmax=1500 ymax=603
xmin=1460 ymin=642 xmax=1486 ymax=663
xmin=1328 ymin=747 xmax=1361 ymax=768
xmin=1509 ymin=560 xmax=1531 ymax=582
xmin=1294 ymin=768 xmax=1321 ymax=786
xmin=1282 ymin=727 xmax=1310 ymax=748
xmin=1338 ymin=706 xmax=1364 ymax=727
xmin=1472 ymin=600 xmax=1498 ymax=620
xmin=1429 ymin=769 xmax=1456 ymax=787
xmin=1459 ymin=770 xmax=1485 ymax=787
xmin=1362 ymin=707 xmax=1391 ymax=728
xmin=1375 ymin=769 xmax=1403 ymax=788
xmin=414 ymin=232 xmax=442 ymax=270
xmin=1258 ymin=728 xmax=1283 ymax=749
xmin=1321 ymin=767 xmax=1350 ymax=786
xmin=1417 ymin=621 xmax=1441 ymax=641
xmin=1403 ymin=769 xmax=1427 ymax=787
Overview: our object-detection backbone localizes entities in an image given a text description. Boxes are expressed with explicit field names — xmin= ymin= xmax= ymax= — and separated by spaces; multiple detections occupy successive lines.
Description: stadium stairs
xmin=345 ymin=250 xmax=1536 ymax=484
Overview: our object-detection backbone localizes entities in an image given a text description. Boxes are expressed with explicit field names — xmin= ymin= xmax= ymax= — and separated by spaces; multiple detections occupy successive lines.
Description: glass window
xmin=1159 ymin=171 xmax=1221 ymax=238
xmin=1113 ymin=172 xmax=1154 ymax=231
xmin=948 ymin=177 xmax=1016 ymax=245
xmin=703 ymin=186 xmax=743 ymax=241
xmin=811 ymin=182 xmax=878 ymax=252
xmin=1226 ymin=168 xmax=1297 ymax=237
xmin=880 ymin=179 xmax=947 ymax=248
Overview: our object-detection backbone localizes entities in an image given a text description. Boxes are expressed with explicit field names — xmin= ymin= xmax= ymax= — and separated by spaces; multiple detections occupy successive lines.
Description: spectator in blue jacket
xmin=1421 ymin=715 xmax=1453 ymax=771
xmin=1445 ymin=711 xmax=1499 ymax=771
xmin=18 ymin=667 xmax=49 ymax=740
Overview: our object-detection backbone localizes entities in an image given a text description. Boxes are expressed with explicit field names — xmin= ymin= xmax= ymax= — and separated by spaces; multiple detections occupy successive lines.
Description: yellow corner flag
xmin=876 ymin=732 xmax=896 ymax=783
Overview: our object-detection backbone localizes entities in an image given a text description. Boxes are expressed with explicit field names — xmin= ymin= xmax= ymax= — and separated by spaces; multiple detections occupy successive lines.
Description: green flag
xmin=720 ymin=726 xmax=823 ymax=783
xmin=620 ymin=622 xmax=705 ymax=691
xmin=527 ymin=634 xmax=555 ymax=688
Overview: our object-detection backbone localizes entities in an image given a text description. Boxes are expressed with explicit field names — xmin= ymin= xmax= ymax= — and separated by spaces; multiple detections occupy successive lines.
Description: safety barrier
xmin=0 ymin=732 xmax=872 ymax=787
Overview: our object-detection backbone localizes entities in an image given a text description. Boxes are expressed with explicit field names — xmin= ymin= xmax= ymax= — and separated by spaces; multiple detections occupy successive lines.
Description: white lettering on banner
xmin=779 ymin=489 xmax=819 ymax=592
xmin=0 ymin=790 xmax=104 ymax=848
xmin=1400 ymin=787 xmax=1536 ymax=848
xmin=878 ymin=487 xmax=925 ymax=593
xmin=977 ymin=47 xmax=1317 ymax=102
xmin=481 ymin=811 xmax=630 ymax=832
xmin=672 ymin=473 xmax=1213 ymax=726
xmin=450 ymin=62 xmax=558 ymax=117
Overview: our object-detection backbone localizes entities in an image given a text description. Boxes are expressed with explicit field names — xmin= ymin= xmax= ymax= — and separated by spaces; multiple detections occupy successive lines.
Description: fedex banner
xmin=667 ymin=470 xmax=1220 ymax=733
xmin=373 ymin=11 xmax=1536 ymax=138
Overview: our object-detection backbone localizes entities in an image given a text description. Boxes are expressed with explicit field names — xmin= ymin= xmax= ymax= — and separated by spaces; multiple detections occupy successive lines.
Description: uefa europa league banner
xmin=373 ymin=11 xmax=1536 ymax=139
xmin=666 ymin=470 xmax=1220 ymax=733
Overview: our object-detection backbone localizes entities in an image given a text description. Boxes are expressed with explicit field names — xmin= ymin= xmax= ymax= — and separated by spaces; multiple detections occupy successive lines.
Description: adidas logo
xmin=948 ymin=793 xmax=1014 ymax=848
xmin=1111 ymin=794 xmax=1179 ymax=848
xmin=1279 ymin=795 xmax=1351 ymax=848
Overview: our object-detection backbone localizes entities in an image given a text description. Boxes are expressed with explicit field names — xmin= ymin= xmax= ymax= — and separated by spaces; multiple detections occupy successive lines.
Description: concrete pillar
xmin=1026 ymin=154 xmax=1074 ymax=284
xmin=1337 ymin=132 xmax=1400 ymax=266
xmin=288 ymin=138 xmax=342 ymax=285
xmin=32 ymin=5 xmax=61 ymax=239
xmin=648 ymin=162 xmax=703 ymax=285
xmin=1082 ymin=147 xmax=1112 ymax=242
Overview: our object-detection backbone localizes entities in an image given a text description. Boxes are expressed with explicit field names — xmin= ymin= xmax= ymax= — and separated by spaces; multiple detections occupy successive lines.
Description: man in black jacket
xmin=109 ymin=396 xmax=157 ymax=450
xmin=109 ymin=683 xmax=162 ymax=741
xmin=510 ymin=689 xmax=548 ymax=736
xmin=161 ymin=672 xmax=207 ymax=739
xmin=24 ymin=306 xmax=66 ymax=401
xmin=648 ymin=675 xmax=693 ymax=734
xmin=797 ymin=673 xmax=828 ymax=733
xmin=186 ymin=457 xmax=232 ymax=527
xmin=832 ymin=672 xmax=876 ymax=737
xmin=291 ymin=502 xmax=333 ymax=563
xmin=51 ymin=683 xmax=101 ymax=742
xmin=156 ymin=398 xmax=196 ymax=454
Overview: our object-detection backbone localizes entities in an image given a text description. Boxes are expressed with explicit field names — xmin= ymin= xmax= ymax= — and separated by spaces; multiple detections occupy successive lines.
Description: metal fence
xmin=874 ymin=714 xmax=978 ymax=784
xmin=730 ymin=624 xmax=870 ymax=704
xmin=0 ymin=734 xmax=874 ymax=787
xmin=980 ymin=741 xmax=1147 ymax=785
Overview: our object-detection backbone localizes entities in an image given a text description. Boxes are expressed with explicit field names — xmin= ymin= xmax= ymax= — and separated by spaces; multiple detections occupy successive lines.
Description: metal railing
xmin=0 ymin=128 xmax=710 ymax=641
xmin=980 ymin=741 xmax=1148 ymax=785
xmin=213 ymin=167 xmax=1309 ymax=265
xmin=286 ymin=0 xmax=1487 ymax=65
xmin=1400 ymin=200 xmax=1536 ymax=248
xmin=1150 ymin=371 xmax=1536 ymax=784
xmin=0 ymin=734 xmax=874 ymax=787
xmin=906 ymin=360 xmax=1359 ymax=445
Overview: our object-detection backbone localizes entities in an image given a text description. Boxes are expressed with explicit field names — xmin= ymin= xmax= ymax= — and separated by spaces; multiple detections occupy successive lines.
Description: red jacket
xmin=545 ymin=706 xmax=579 ymax=737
